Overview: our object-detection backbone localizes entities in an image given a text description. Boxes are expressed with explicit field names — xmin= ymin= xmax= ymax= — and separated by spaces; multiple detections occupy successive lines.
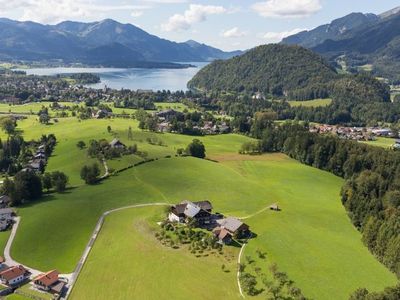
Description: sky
xmin=0 ymin=0 xmax=399 ymax=51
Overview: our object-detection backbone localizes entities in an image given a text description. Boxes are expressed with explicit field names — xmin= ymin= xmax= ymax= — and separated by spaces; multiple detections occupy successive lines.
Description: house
xmin=34 ymin=153 xmax=46 ymax=160
xmin=168 ymin=200 xmax=213 ymax=225
xmin=216 ymin=217 xmax=250 ymax=238
xmin=0 ymin=208 xmax=13 ymax=221
xmin=155 ymin=109 xmax=182 ymax=121
xmin=92 ymin=109 xmax=110 ymax=119
xmin=269 ymin=203 xmax=280 ymax=211
xmin=212 ymin=227 xmax=233 ymax=244
xmin=158 ymin=122 xmax=171 ymax=133
xmin=0 ymin=265 xmax=30 ymax=286
xmin=33 ymin=270 xmax=65 ymax=293
xmin=109 ymin=139 xmax=126 ymax=149
xmin=0 ymin=195 xmax=11 ymax=208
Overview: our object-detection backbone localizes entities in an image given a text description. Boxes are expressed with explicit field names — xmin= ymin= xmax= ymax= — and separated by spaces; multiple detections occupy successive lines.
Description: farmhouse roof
xmin=109 ymin=139 xmax=125 ymax=147
xmin=171 ymin=203 xmax=187 ymax=216
xmin=184 ymin=202 xmax=201 ymax=218
xmin=0 ymin=208 xmax=13 ymax=215
xmin=0 ymin=265 xmax=28 ymax=281
xmin=34 ymin=270 xmax=59 ymax=287
xmin=193 ymin=201 xmax=213 ymax=211
xmin=217 ymin=217 xmax=245 ymax=233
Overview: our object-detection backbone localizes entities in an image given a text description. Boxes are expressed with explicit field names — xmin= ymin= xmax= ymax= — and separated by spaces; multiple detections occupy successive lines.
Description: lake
xmin=18 ymin=62 xmax=208 ymax=91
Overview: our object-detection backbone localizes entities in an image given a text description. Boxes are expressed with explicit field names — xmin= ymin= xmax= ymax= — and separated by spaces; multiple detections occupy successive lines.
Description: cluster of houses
xmin=24 ymin=144 xmax=47 ymax=173
xmin=309 ymin=124 xmax=399 ymax=141
xmin=155 ymin=109 xmax=231 ymax=135
xmin=0 ymin=265 xmax=66 ymax=297
xmin=168 ymin=200 xmax=250 ymax=244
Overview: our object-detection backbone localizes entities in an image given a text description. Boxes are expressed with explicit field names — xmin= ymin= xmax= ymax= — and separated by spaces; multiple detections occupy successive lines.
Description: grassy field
xmin=1 ymin=115 xmax=397 ymax=299
xmin=70 ymin=206 xmax=240 ymax=300
xmin=288 ymin=98 xmax=332 ymax=107
xmin=361 ymin=137 xmax=395 ymax=149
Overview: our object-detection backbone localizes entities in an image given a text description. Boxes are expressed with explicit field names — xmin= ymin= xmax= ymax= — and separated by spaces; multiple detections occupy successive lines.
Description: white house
xmin=0 ymin=265 xmax=30 ymax=286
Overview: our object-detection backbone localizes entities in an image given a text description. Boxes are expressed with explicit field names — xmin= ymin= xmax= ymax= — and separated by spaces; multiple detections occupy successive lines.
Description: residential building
xmin=33 ymin=270 xmax=65 ymax=294
xmin=109 ymin=139 xmax=126 ymax=149
xmin=0 ymin=265 xmax=30 ymax=286
xmin=216 ymin=217 xmax=250 ymax=238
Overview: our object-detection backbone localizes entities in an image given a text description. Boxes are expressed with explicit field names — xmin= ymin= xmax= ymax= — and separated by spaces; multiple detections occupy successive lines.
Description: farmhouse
xmin=216 ymin=217 xmax=250 ymax=238
xmin=168 ymin=200 xmax=213 ymax=224
xmin=0 ymin=208 xmax=13 ymax=220
xmin=33 ymin=270 xmax=65 ymax=294
xmin=0 ymin=265 xmax=30 ymax=286
xmin=155 ymin=109 xmax=183 ymax=121
xmin=109 ymin=139 xmax=126 ymax=149
xmin=212 ymin=227 xmax=233 ymax=244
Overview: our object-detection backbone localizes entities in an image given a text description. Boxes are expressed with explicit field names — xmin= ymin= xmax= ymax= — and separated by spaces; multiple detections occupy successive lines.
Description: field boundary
xmin=65 ymin=202 xmax=170 ymax=300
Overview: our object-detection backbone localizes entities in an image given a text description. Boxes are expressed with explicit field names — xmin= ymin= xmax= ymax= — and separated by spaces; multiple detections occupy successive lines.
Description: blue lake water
xmin=19 ymin=62 xmax=208 ymax=91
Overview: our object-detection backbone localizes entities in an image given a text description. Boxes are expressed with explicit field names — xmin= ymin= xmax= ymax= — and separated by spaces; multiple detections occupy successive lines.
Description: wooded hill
xmin=188 ymin=44 xmax=337 ymax=100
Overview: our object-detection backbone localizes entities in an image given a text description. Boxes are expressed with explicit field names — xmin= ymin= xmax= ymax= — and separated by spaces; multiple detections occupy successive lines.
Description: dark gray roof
xmin=193 ymin=201 xmax=212 ymax=211
xmin=0 ymin=208 xmax=13 ymax=215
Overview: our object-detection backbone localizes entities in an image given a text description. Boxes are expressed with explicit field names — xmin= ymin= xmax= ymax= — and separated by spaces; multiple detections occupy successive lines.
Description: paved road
xmin=64 ymin=202 xmax=170 ymax=299
xmin=4 ymin=217 xmax=43 ymax=277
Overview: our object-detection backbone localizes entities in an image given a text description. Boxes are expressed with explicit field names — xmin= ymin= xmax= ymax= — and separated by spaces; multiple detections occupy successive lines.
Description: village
xmin=309 ymin=124 xmax=400 ymax=149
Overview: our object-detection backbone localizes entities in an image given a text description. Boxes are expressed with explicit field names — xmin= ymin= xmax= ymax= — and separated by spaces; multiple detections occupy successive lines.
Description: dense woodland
xmin=241 ymin=122 xmax=400 ymax=283
xmin=188 ymin=44 xmax=337 ymax=100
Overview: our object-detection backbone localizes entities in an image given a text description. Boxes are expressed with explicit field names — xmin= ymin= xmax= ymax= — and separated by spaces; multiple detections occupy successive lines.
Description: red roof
xmin=34 ymin=270 xmax=59 ymax=287
xmin=0 ymin=265 xmax=28 ymax=281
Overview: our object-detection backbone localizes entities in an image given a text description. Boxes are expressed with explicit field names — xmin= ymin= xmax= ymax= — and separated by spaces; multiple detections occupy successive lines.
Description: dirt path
xmin=237 ymin=243 xmax=247 ymax=298
xmin=100 ymin=158 xmax=109 ymax=178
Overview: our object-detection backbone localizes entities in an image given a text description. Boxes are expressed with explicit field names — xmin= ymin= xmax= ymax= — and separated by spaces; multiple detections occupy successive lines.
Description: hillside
xmin=281 ymin=12 xmax=379 ymax=48
xmin=0 ymin=18 xmax=241 ymax=68
xmin=282 ymin=6 xmax=400 ymax=83
xmin=188 ymin=44 xmax=337 ymax=98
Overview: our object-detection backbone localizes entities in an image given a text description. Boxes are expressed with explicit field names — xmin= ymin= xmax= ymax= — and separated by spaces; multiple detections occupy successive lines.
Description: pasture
xmin=0 ymin=113 xmax=397 ymax=299
xmin=288 ymin=98 xmax=332 ymax=107
xmin=70 ymin=206 xmax=240 ymax=300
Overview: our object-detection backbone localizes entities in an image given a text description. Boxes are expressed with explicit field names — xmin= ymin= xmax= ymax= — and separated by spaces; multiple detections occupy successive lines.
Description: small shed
xmin=269 ymin=204 xmax=280 ymax=211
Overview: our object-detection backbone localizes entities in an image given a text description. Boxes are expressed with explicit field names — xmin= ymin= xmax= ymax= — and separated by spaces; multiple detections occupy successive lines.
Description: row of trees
xmin=247 ymin=122 xmax=400 ymax=279
xmin=1 ymin=169 xmax=68 ymax=206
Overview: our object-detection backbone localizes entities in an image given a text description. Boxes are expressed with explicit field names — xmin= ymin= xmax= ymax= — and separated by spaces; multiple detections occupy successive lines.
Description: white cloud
xmin=131 ymin=10 xmax=144 ymax=18
xmin=262 ymin=28 xmax=306 ymax=42
xmin=162 ymin=4 xmax=226 ymax=32
xmin=222 ymin=27 xmax=246 ymax=38
xmin=252 ymin=0 xmax=322 ymax=18
xmin=2 ymin=0 xmax=150 ymax=24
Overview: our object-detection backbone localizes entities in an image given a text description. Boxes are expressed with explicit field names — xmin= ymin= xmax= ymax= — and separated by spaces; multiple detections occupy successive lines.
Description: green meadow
xmin=288 ymin=98 xmax=332 ymax=108
xmin=70 ymin=206 xmax=240 ymax=300
xmin=361 ymin=137 xmax=395 ymax=149
xmin=0 ymin=113 xmax=396 ymax=299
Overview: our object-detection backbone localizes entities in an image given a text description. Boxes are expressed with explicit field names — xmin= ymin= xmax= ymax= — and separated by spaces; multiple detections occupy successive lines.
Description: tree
xmin=80 ymin=163 xmax=101 ymax=184
xmin=12 ymin=170 xmax=43 ymax=205
xmin=127 ymin=126 xmax=133 ymax=140
xmin=51 ymin=171 xmax=69 ymax=192
xmin=42 ymin=173 xmax=53 ymax=192
xmin=76 ymin=141 xmax=86 ymax=149
xmin=39 ymin=113 xmax=50 ymax=124
xmin=185 ymin=139 xmax=206 ymax=159
xmin=107 ymin=125 xmax=112 ymax=133
xmin=0 ymin=117 xmax=16 ymax=136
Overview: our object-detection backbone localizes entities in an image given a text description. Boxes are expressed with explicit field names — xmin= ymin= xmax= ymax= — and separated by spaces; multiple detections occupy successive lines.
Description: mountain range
xmin=281 ymin=6 xmax=400 ymax=83
xmin=0 ymin=18 xmax=241 ymax=68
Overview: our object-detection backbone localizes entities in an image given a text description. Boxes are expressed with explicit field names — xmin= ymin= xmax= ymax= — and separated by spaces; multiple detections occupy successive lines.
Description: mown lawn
xmin=361 ymin=137 xmax=395 ymax=149
xmin=70 ymin=206 xmax=240 ymax=300
xmin=288 ymin=98 xmax=332 ymax=107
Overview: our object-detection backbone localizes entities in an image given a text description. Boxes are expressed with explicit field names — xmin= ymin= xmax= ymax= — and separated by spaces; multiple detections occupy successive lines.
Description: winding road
xmin=5 ymin=202 xmax=249 ymax=300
